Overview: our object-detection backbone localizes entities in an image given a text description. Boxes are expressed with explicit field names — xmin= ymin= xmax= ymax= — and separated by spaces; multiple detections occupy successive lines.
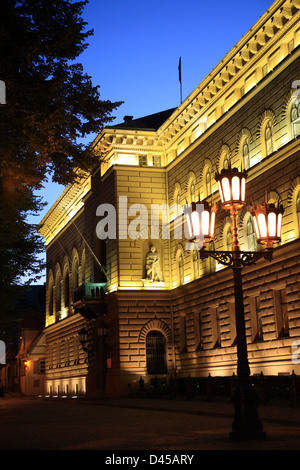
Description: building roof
xmin=107 ymin=108 xmax=177 ymax=131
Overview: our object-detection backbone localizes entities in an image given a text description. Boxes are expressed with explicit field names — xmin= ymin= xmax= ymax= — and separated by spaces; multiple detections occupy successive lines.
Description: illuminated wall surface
xmin=39 ymin=0 xmax=300 ymax=397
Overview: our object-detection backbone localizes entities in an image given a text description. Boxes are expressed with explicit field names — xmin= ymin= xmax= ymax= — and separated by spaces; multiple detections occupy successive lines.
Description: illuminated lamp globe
xmin=251 ymin=201 xmax=284 ymax=248
xmin=215 ymin=167 xmax=247 ymax=209
xmin=185 ymin=200 xmax=217 ymax=245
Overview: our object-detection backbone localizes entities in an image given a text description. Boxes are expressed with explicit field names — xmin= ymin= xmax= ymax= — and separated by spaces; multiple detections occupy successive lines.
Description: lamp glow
xmin=251 ymin=201 xmax=284 ymax=247
xmin=184 ymin=200 xmax=217 ymax=244
xmin=215 ymin=167 xmax=247 ymax=208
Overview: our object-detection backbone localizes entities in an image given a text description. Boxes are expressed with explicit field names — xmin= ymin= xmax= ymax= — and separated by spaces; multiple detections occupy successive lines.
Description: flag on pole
xmin=178 ymin=57 xmax=182 ymax=104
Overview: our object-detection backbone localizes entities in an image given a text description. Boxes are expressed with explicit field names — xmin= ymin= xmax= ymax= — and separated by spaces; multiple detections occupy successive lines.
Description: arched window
xmin=193 ymin=249 xmax=199 ymax=279
xmin=173 ymin=186 xmax=182 ymax=217
xmin=48 ymin=280 xmax=54 ymax=316
xmin=72 ymin=258 xmax=79 ymax=289
xmin=291 ymin=102 xmax=300 ymax=138
xmin=265 ymin=120 xmax=274 ymax=156
xmin=206 ymin=169 xmax=211 ymax=196
xmin=226 ymin=226 xmax=232 ymax=250
xmin=242 ymin=138 xmax=250 ymax=170
xmin=63 ymin=269 xmax=70 ymax=308
xmin=190 ymin=180 xmax=196 ymax=202
xmin=296 ymin=192 xmax=300 ymax=233
xmin=81 ymin=249 xmax=86 ymax=284
xmin=223 ymin=153 xmax=230 ymax=169
xmin=178 ymin=253 xmax=184 ymax=285
xmin=146 ymin=331 xmax=167 ymax=374
xmin=55 ymin=274 xmax=61 ymax=314
xmin=247 ymin=217 xmax=257 ymax=251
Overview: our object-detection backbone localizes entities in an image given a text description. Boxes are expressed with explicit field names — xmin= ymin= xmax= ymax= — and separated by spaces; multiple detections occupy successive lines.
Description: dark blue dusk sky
xmin=80 ymin=0 xmax=273 ymax=126
xmin=29 ymin=0 xmax=273 ymax=284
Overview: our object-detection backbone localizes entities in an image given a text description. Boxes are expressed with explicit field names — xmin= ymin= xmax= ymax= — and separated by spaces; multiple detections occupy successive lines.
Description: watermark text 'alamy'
xmin=95 ymin=196 xmax=204 ymax=248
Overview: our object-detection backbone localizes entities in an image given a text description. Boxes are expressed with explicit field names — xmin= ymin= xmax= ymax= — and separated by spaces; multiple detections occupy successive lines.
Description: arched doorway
xmin=146 ymin=331 xmax=167 ymax=374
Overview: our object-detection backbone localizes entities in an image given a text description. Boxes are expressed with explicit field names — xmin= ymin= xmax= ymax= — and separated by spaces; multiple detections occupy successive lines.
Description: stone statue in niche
xmin=145 ymin=245 xmax=162 ymax=282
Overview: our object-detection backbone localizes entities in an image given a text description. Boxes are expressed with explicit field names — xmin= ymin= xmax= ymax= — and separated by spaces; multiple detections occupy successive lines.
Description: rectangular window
xmin=249 ymin=296 xmax=263 ymax=342
xmin=273 ymin=289 xmax=289 ymax=338
xmin=152 ymin=155 xmax=161 ymax=167
xmin=227 ymin=302 xmax=237 ymax=345
xmin=138 ymin=155 xmax=147 ymax=166
xmin=56 ymin=342 xmax=61 ymax=368
xmin=74 ymin=336 xmax=80 ymax=365
xmin=210 ymin=307 xmax=221 ymax=348
xmin=39 ymin=359 xmax=45 ymax=374
xmin=194 ymin=312 xmax=204 ymax=351
xmin=48 ymin=345 xmax=53 ymax=369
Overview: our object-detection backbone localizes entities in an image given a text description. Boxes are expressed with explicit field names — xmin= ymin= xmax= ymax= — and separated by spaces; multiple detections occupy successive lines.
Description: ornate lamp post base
xmin=200 ymin=247 xmax=271 ymax=440
xmin=230 ymin=381 xmax=266 ymax=440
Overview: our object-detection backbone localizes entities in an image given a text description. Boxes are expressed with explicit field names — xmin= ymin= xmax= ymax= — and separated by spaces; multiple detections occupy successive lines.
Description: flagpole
xmin=178 ymin=57 xmax=182 ymax=104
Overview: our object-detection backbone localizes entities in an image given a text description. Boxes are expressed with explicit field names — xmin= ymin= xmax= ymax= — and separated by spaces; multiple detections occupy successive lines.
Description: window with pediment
xmin=264 ymin=120 xmax=274 ymax=156
xmin=247 ymin=217 xmax=257 ymax=251
xmin=291 ymin=102 xmax=300 ymax=138
xmin=242 ymin=138 xmax=250 ymax=170
xmin=206 ymin=169 xmax=211 ymax=196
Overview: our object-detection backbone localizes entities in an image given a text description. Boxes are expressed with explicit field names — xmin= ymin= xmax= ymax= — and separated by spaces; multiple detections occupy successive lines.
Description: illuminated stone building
xmin=39 ymin=0 xmax=300 ymax=397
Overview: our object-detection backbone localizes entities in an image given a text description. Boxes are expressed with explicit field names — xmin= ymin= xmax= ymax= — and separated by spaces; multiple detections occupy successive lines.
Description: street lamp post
xmin=185 ymin=167 xmax=283 ymax=440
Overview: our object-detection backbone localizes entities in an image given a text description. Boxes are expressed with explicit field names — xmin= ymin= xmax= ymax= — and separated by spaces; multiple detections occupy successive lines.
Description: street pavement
xmin=0 ymin=393 xmax=300 ymax=452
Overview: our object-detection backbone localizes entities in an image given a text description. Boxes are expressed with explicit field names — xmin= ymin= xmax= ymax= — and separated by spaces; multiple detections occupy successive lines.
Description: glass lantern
xmin=78 ymin=328 xmax=88 ymax=346
xmin=185 ymin=200 xmax=217 ymax=244
xmin=215 ymin=167 xmax=247 ymax=209
xmin=251 ymin=202 xmax=284 ymax=247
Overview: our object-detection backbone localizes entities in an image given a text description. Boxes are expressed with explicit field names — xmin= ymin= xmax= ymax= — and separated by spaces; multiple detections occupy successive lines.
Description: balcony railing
xmin=73 ymin=283 xmax=106 ymax=304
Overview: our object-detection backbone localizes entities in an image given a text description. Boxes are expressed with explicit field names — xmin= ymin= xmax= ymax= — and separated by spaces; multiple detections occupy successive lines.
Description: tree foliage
xmin=0 ymin=0 xmax=122 ymax=187
xmin=0 ymin=0 xmax=122 ymax=315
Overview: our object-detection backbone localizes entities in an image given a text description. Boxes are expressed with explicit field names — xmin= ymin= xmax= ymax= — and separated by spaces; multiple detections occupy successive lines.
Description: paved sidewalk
xmin=4 ymin=391 xmax=300 ymax=427
xmin=92 ymin=395 xmax=300 ymax=427
xmin=1 ymin=393 xmax=300 ymax=450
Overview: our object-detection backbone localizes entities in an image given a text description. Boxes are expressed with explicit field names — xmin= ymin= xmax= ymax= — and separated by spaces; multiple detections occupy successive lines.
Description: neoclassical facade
xmin=39 ymin=0 xmax=300 ymax=397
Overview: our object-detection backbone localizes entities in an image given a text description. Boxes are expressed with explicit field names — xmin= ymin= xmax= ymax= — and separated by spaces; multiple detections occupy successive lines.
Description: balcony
xmin=73 ymin=283 xmax=107 ymax=319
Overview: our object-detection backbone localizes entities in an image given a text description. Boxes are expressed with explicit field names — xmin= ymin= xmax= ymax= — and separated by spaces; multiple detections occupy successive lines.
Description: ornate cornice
xmin=157 ymin=0 xmax=300 ymax=149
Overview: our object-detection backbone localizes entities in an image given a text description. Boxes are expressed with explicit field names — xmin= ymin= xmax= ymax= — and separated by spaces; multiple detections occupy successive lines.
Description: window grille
xmin=139 ymin=155 xmax=147 ymax=166
xmin=146 ymin=331 xmax=167 ymax=374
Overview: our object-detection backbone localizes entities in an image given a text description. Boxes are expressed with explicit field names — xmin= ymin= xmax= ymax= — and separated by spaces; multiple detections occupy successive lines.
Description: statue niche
xmin=144 ymin=245 xmax=162 ymax=283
